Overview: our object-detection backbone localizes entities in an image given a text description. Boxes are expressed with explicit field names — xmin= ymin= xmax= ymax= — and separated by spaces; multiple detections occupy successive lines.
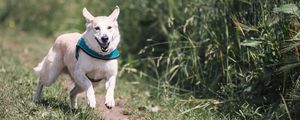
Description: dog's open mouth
xmin=100 ymin=43 xmax=110 ymax=52
xmin=95 ymin=37 xmax=110 ymax=52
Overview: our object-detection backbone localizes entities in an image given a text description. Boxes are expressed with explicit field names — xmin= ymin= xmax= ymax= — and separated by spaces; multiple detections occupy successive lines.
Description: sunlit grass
xmin=0 ymin=47 xmax=100 ymax=119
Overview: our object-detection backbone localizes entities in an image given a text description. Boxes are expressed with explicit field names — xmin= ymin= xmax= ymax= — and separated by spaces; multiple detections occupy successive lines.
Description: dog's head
xmin=82 ymin=6 xmax=120 ymax=54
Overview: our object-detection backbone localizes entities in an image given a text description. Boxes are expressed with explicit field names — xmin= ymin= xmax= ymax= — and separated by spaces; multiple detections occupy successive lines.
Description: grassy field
xmin=1 ymin=0 xmax=300 ymax=119
xmin=0 ymin=30 xmax=101 ymax=119
xmin=0 ymin=29 xmax=222 ymax=119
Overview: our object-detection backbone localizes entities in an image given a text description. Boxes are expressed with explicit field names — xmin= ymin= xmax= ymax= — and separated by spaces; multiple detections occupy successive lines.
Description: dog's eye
xmin=107 ymin=26 xmax=112 ymax=29
xmin=95 ymin=27 xmax=100 ymax=30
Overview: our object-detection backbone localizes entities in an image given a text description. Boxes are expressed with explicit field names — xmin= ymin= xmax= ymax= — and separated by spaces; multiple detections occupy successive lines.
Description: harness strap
xmin=76 ymin=45 xmax=80 ymax=60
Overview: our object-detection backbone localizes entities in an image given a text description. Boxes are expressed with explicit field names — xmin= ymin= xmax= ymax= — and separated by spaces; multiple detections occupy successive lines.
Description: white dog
xmin=33 ymin=6 xmax=120 ymax=109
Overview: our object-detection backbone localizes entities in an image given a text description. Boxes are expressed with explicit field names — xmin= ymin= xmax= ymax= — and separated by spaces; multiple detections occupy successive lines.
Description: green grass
xmin=0 ymin=54 xmax=99 ymax=119
xmin=1 ymin=0 xmax=300 ymax=119
xmin=0 ymin=30 xmax=223 ymax=119
xmin=0 ymin=32 xmax=100 ymax=119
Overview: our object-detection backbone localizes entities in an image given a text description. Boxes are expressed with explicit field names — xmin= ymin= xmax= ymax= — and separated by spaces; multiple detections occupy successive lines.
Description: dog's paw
xmin=87 ymin=99 xmax=96 ymax=108
xmin=32 ymin=95 xmax=41 ymax=103
xmin=71 ymin=101 xmax=78 ymax=109
xmin=71 ymin=105 xmax=78 ymax=109
xmin=105 ymin=97 xmax=115 ymax=109
xmin=87 ymin=95 xmax=96 ymax=108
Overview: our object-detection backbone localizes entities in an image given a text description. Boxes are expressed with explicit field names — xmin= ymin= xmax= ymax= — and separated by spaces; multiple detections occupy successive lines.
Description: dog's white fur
xmin=33 ymin=6 xmax=120 ymax=109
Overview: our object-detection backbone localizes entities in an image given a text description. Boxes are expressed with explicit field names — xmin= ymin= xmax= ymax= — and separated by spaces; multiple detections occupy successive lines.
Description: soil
xmin=65 ymin=80 xmax=129 ymax=120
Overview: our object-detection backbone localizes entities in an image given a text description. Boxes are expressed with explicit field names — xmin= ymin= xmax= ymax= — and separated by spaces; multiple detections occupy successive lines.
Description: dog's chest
xmin=84 ymin=60 xmax=118 ymax=80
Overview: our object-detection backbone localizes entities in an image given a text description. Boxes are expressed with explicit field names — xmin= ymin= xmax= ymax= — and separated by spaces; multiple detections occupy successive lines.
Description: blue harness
xmin=75 ymin=37 xmax=119 ymax=60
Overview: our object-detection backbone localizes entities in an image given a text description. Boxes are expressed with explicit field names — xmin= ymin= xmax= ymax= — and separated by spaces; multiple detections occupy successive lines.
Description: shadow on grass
xmin=34 ymin=97 xmax=101 ymax=119
xmin=38 ymin=97 xmax=80 ymax=115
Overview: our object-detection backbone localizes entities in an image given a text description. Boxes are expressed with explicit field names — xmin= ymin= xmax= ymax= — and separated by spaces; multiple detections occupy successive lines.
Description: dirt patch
xmin=65 ymin=80 xmax=129 ymax=120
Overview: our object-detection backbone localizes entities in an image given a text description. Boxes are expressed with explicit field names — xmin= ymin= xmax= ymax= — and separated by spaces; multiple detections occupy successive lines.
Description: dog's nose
xmin=101 ymin=36 xmax=109 ymax=43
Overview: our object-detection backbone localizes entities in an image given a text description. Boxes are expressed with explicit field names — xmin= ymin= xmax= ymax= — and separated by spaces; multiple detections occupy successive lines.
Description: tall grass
xmin=124 ymin=0 xmax=300 ymax=119
xmin=1 ymin=0 xmax=300 ymax=119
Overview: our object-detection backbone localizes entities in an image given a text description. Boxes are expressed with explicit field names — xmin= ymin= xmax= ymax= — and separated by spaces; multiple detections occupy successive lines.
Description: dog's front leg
xmin=105 ymin=76 xmax=116 ymax=109
xmin=73 ymin=70 xmax=96 ymax=108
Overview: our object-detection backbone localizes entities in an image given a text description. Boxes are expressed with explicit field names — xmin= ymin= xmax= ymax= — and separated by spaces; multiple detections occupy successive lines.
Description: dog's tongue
xmin=101 ymin=47 xmax=108 ymax=52
xmin=100 ymin=43 xmax=109 ymax=52
xmin=95 ymin=37 xmax=109 ymax=52
xmin=101 ymin=43 xmax=109 ymax=49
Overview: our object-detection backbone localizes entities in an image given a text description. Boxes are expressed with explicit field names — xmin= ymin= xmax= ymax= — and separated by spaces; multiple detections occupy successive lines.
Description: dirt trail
xmin=65 ymin=80 xmax=129 ymax=120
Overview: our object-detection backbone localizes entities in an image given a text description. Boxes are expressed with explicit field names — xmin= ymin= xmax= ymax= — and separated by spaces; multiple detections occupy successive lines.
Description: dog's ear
xmin=109 ymin=6 xmax=120 ymax=21
xmin=83 ymin=8 xmax=94 ymax=23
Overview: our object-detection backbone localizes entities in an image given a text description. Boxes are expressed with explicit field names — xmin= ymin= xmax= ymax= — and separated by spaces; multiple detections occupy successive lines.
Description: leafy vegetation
xmin=1 ymin=0 xmax=300 ymax=119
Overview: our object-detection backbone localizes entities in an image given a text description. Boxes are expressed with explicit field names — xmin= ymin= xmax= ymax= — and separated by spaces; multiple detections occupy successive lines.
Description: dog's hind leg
xmin=33 ymin=80 xmax=43 ymax=102
xmin=33 ymin=47 xmax=64 ymax=102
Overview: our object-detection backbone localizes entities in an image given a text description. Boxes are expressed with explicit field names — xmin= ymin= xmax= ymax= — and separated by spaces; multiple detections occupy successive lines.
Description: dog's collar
xmin=75 ymin=38 xmax=119 ymax=60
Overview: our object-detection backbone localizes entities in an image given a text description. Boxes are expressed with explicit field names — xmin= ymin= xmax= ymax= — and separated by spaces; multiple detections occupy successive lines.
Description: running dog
xmin=33 ymin=6 xmax=120 ymax=109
